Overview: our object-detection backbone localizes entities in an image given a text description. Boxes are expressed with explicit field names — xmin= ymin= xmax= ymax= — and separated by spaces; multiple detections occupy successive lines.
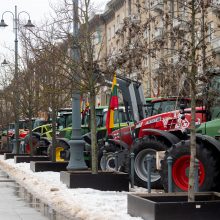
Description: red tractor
xmin=100 ymin=80 xmax=206 ymax=188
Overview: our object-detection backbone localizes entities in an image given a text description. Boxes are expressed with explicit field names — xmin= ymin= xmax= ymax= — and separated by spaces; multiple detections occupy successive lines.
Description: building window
xmin=108 ymin=27 xmax=111 ymax=40
xmin=144 ymin=57 xmax=148 ymax=67
xmin=97 ymin=30 xmax=102 ymax=43
xmin=208 ymin=22 xmax=214 ymax=42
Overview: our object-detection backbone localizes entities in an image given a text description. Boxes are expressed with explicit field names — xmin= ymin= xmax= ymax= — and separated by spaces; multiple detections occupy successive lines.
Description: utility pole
xmin=67 ymin=0 xmax=88 ymax=170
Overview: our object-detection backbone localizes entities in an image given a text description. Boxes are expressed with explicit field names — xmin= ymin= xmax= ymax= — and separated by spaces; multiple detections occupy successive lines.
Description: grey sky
xmin=0 ymin=0 xmax=109 ymax=60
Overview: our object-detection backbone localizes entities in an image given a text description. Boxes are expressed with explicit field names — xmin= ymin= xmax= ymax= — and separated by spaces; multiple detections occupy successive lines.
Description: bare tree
xmin=45 ymin=0 xmax=110 ymax=172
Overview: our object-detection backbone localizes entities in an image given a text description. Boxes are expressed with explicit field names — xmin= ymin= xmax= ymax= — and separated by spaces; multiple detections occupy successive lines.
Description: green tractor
xmin=22 ymin=124 xmax=52 ymax=154
xmin=50 ymin=106 xmax=131 ymax=163
xmin=160 ymin=71 xmax=220 ymax=192
xmin=22 ymin=108 xmax=72 ymax=155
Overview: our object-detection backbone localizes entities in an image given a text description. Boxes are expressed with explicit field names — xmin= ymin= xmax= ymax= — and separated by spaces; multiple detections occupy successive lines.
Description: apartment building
xmin=91 ymin=0 xmax=220 ymax=104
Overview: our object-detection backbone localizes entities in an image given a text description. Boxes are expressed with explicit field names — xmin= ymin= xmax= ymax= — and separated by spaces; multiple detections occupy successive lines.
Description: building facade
xmin=91 ymin=0 xmax=220 ymax=105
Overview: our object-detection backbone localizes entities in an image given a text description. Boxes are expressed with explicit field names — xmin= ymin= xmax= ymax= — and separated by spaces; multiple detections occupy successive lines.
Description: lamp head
xmin=0 ymin=19 xmax=8 ymax=27
xmin=24 ymin=19 xmax=35 ymax=28
xmin=1 ymin=59 xmax=9 ymax=65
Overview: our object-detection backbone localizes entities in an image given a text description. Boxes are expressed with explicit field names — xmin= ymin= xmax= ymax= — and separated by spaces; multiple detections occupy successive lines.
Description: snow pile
xmin=0 ymin=156 xmax=143 ymax=220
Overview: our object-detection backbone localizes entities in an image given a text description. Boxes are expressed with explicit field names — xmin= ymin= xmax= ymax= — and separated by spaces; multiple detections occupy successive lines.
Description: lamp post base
xmin=67 ymin=139 xmax=88 ymax=170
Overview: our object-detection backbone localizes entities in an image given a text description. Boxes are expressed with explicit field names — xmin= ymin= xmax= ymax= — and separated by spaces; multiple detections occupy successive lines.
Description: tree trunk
xmin=51 ymin=108 xmax=57 ymax=163
xmin=188 ymin=0 xmax=197 ymax=202
xmin=28 ymin=115 xmax=33 ymax=156
xmin=90 ymin=88 xmax=98 ymax=174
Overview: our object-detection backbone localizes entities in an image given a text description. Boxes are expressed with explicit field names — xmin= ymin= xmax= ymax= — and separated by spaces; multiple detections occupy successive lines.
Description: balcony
xmin=211 ymin=37 xmax=220 ymax=53
xmin=172 ymin=55 xmax=179 ymax=64
xmin=143 ymin=29 xmax=150 ymax=39
xmin=153 ymin=28 xmax=164 ymax=40
xmin=211 ymin=0 xmax=220 ymax=14
xmin=151 ymin=0 xmax=164 ymax=12
xmin=130 ymin=14 xmax=141 ymax=24
xmin=173 ymin=18 xmax=188 ymax=31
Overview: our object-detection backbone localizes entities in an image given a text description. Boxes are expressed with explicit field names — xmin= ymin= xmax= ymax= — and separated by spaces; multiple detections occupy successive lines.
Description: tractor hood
xmin=137 ymin=106 xmax=205 ymax=137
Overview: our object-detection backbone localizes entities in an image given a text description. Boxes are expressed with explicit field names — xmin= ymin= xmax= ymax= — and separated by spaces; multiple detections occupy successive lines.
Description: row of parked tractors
xmin=4 ymin=72 xmax=220 ymax=192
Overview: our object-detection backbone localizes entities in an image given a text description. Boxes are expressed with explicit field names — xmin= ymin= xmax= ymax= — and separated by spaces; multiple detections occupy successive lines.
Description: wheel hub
xmin=134 ymin=149 xmax=160 ymax=183
xmin=172 ymin=155 xmax=205 ymax=191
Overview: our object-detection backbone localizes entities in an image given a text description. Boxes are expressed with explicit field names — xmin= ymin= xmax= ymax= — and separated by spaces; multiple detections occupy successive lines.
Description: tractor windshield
xmin=102 ymin=109 xmax=129 ymax=127
xmin=9 ymin=123 xmax=15 ymax=130
xmin=33 ymin=119 xmax=47 ymax=129
xmin=82 ymin=112 xmax=104 ymax=127
xmin=57 ymin=113 xmax=72 ymax=129
xmin=19 ymin=121 xmax=28 ymax=129
xmin=150 ymin=99 xmax=191 ymax=116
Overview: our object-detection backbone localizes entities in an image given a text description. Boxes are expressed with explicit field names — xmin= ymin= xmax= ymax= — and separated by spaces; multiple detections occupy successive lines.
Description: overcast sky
xmin=0 ymin=0 xmax=109 ymax=61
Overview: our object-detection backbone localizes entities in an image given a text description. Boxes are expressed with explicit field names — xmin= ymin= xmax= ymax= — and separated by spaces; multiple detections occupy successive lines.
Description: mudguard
xmin=142 ymin=129 xmax=180 ymax=145
xmin=23 ymin=132 xmax=41 ymax=144
xmin=40 ymin=137 xmax=51 ymax=146
xmin=107 ymin=139 xmax=130 ymax=150
xmin=55 ymin=138 xmax=70 ymax=147
xmin=196 ymin=134 xmax=220 ymax=152
xmin=82 ymin=132 xmax=91 ymax=145
xmin=32 ymin=132 xmax=41 ymax=138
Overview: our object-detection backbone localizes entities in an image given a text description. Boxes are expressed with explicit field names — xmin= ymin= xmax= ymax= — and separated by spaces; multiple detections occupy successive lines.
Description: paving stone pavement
xmin=0 ymin=171 xmax=48 ymax=220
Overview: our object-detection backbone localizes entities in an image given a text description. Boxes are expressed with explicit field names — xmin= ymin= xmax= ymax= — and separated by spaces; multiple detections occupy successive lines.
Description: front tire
xmin=48 ymin=141 xmax=69 ymax=162
xmin=98 ymin=145 xmax=117 ymax=171
xmin=132 ymin=136 xmax=167 ymax=188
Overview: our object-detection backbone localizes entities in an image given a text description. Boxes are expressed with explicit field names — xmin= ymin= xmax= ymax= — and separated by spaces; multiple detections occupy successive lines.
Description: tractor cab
xmin=145 ymin=97 xmax=191 ymax=117
xmin=57 ymin=112 xmax=72 ymax=130
xmin=82 ymin=106 xmax=131 ymax=147
xmin=7 ymin=119 xmax=30 ymax=138
xmin=33 ymin=118 xmax=48 ymax=129
xmin=102 ymin=107 xmax=131 ymax=128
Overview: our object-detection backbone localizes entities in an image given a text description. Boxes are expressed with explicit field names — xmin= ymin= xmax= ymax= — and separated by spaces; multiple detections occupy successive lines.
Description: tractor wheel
xmin=132 ymin=137 xmax=167 ymax=188
xmin=98 ymin=145 xmax=119 ymax=171
xmin=160 ymin=141 xmax=218 ymax=192
xmin=48 ymin=141 xmax=69 ymax=162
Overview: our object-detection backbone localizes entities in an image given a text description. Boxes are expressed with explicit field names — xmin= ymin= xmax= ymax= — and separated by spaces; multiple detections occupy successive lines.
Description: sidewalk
xmin=0 ymin=170 xmax=48 ymax=220
xmin=0 ymin=156 xmax=146 ymax=220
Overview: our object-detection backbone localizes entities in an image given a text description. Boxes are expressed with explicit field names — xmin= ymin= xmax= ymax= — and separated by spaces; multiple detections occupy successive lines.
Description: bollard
xmin=114 ymin=151 xmax=119 ymax=171
xmin=146 ymin=154 xmax=152 ymax=193
xmin=103 ymin=150 xmax=107 ymax=171
xmin=167 ymin=156 xmax=173 ymax=193
xmin=130 ymin=152 xmax=135 ymax=188
xmin=194 ymin=158 xmax=199 ymax=192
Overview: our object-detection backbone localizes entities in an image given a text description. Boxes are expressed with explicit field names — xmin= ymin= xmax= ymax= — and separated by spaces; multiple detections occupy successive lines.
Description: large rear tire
xmin=132 ymin=136 xmax=167 ymax=188
xmin=160 ymin=141 xmax=218 ymax=192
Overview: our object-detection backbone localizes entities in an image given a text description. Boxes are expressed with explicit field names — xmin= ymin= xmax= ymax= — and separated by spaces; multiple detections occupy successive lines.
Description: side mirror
xmin=179 ymin=103 xmax=186 ymax=120
xmin=180 ymin=103 xmax=186 ymax=110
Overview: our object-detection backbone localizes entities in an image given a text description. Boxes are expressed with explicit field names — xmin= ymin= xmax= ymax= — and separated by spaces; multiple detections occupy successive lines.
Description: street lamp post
xmin=0 ymin=5 xmax=34 ymax=154
xmin=67 ymin=0 xmax=88 ymax=170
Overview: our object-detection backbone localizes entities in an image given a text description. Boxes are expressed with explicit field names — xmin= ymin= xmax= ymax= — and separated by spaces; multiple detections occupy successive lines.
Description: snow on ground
xmin=0 ymin=155 xmax=151 ymax=220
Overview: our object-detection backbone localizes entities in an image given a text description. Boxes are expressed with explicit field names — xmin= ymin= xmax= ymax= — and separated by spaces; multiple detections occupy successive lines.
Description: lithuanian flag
xmin=106 ymin=74 xmax=119 ymax=134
